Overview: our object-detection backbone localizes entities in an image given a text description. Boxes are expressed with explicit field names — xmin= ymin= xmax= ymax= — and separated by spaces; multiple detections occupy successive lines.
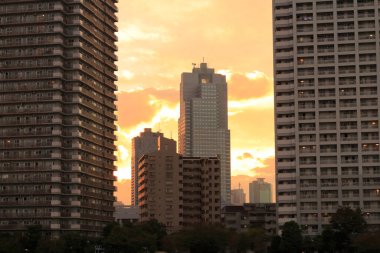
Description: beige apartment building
xmin=131 ymin=128 xmax=164 ymax=206
xmin=0 ymin=0 xmax=118 ymax=236
xmin=138 ymin=136 xmax=181 ymax=231
xmin=274 ymin=0 xmax=380 ymax=234
xmin=138 ymin=137 xmax=221 ymax=231
xmin=181 ymin=156 xmax=221 ymax=227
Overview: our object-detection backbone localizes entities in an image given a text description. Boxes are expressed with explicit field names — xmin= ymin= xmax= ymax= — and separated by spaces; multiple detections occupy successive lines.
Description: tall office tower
xmin=131 ymin=128 xmax=164 ymax=206
xmin=178 ymin=62 xmax=231 ymax=204
xmin=138 ymin=139 xmax=221 ymax=231
xmin=249 ymin=178 xmax=272 ymax=204
xmin=274 ymin=0 xmax=380 ymax=234
xmin=231 ymin=188 xmax=246 ymax=205
xmin=0 ymin=0 xmax=118 ymax=237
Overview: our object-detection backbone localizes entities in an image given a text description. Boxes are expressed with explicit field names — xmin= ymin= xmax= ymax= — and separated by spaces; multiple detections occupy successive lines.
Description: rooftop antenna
xmin=202 ymin=57 xmax=205 ymax=63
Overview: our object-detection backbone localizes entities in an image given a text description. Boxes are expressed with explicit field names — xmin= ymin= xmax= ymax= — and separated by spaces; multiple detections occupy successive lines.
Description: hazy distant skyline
xmin=114 ymin=0 xmax=274 ymax=204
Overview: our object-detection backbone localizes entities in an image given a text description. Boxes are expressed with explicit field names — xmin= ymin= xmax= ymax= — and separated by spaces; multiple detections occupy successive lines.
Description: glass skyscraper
xmin=178 ymin=62 xmax=231 ymax=203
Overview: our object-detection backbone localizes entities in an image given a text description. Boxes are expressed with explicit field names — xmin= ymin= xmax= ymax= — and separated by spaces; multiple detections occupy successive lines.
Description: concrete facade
xmin=131 ymin=128 xmax=164 ymax=206
xmin=178 ymin=62 xmax=231 ymax=204
xmin=274 ymin=0 xmax=380 ymax=234
xmin=138 ymin=138 xmax=181 ymax=232
xmin=249 ymin=178 xmax=272 ymax=204
xmin=0 ymin=0 xmax=118 ymax=237
xmin=182 ymin=156 xmax=222 ymax=227
xmin=114 ymin=203 xmax=139 ymax=225
xmin=138 ymin=140 xmax=221 ymax=231
xmin=222 ymin=203 xmax=276 ymax=235
xmin=231 ymin=188 xmax=246 ymax=205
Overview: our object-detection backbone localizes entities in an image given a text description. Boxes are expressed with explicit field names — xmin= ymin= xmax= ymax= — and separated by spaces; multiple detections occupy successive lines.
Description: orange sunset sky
xmin=113 ymin=0 xmax=274 ymax=204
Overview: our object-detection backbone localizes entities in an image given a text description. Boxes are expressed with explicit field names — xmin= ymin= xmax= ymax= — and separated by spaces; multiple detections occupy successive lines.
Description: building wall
xmin=114 ymin=204 xmax=139 ymax=225
xmin=138 ymin=139 xmax=180 ymax=231
xmin=249 ymin=178 xmax=272 ymax=204
xmin=231 ymin=189 xmax=246 ymax=205
xmin=0 ymin=0 xmax=118 ymax=237
xmin=222 ymin=203 xmax=276 ymax=235
xmin=131 ymin=128 xmax=164 ymax=206
xmin=274 ymin=0 xmax=380 ymax=235
xmin=182 ymin=157 xmax=221 ymax=226
xmin=138 ymin=149 xmax=221 ymax=231
xmin=178 ymin=62 xmax=231 ymax=204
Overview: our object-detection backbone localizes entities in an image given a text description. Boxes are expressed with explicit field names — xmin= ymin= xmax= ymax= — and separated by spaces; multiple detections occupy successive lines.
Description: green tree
xmin=226 ymin=230 xmax=250 ymax=253
xmin=103 ymin=223 xmax=157 ymax=253
xmin=173 ymin=225 xmax=228 ymax=253
xmin=60 ymin=233 xmax=94 ymax=253
xmin=23 ymin=225 xmax=43 ymax=253
xmin=0 ymin=233 xmax=23 ymax=253
xmin=35 ymin=238 xmax=65 ymax=253
xmin=136 ymin=219 xmax=167 ymax=250
xmin=247 ymin=228 xmax=268 ymax=253
xmin=279 ymin=221 xmax=303 ymax=253
xmin=318 ymin=226 xmax=337 ymax=253
xmin=302 ymin=236 xmax=317 ymax=253
xmin=330 ymin=207 xmax=367 ymax=253
xmin=353 ymin=231 xmax=380 ymax=253
xmin=269 ymin=235 xmax=281 ymax=253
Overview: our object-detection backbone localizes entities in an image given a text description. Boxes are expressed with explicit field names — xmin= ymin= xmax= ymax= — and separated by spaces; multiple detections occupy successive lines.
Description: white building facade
xmin=274 ymin=0 xmax=380 ymax=234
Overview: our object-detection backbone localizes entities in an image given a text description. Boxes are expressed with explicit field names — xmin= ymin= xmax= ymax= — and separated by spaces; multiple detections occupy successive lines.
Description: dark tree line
xmin=270 ymin=207 xmax=380 ymax=253
xmin=0 ymin=221 xmax=270 ymax=253
xmin=1 ymin=207 xmax=380 ymax=253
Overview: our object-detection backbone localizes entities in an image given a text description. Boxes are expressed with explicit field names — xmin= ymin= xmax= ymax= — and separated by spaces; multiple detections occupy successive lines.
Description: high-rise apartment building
xmin=249 ymin=178 xmax=272 ymax=204
xmin=178 ymin=62 xmax=231 ymax=204
xmin=274 ymin=0 xmax=380 ymax=234
xmin=138 ymin=135 xmax=180 ymax=231
xmin=138 ymin=139 xmax=221 ymax=231
xmin=0 ymin=0 xmax=118 ymax=236
xmin=231 ymin=188 xmax=246 ymax=205
xmin=131 ymin=128 xmax=164 ymax=206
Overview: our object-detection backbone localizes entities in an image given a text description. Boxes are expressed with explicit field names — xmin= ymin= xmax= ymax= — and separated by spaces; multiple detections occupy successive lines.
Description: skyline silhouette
xmin=113 ymin=0 xmax=275 ymax=204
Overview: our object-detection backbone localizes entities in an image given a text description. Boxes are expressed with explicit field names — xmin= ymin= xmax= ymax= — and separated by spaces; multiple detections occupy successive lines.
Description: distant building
xmin=114 ymin=203 xmax=139 ymax=225
xmin=231 ymin=188 xmax=246 ymax=205
xmin=131 ymin=128 xmax=165 ymax=206
xmin=249 ymin=178 xmax=272 ymax=204
xmin=222 ymin=203 xmax=276 ymax=235
xmin=178 ymin=62 xmax=231 ymax=204
xmin=138 ymin=139 xmax=221 ymax=232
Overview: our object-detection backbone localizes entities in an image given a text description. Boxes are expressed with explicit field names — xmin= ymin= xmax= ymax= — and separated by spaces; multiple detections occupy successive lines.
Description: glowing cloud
xmin=117 ymin=25 xmax=171 ymax=43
